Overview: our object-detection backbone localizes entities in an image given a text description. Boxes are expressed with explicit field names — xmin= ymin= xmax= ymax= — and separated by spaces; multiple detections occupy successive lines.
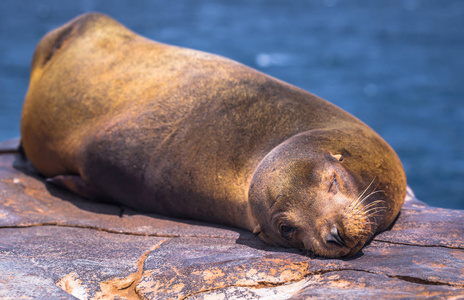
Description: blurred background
xmin=0 ymin=0 xmax=463 ymax=209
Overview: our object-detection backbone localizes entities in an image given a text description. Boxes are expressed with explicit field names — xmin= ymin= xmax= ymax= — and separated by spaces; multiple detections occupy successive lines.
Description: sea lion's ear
xmin=331 ymin=153 xmax=343 ymax=162
xmin=253 ymin=225 xmax=261 ymax=236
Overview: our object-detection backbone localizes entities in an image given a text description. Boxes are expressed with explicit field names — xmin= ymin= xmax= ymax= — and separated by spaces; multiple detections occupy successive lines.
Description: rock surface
xmin=1 ymin=138 xmax=463 ymax=299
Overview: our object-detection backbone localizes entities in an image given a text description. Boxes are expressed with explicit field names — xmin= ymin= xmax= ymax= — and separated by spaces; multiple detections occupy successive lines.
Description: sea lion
xmin=20 ymin=13 xmax=406 ymax=258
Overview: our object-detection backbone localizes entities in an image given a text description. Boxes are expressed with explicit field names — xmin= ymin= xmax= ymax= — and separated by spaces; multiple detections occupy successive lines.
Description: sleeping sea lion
xmin=21 ymin=13 xmax=406 ymax=258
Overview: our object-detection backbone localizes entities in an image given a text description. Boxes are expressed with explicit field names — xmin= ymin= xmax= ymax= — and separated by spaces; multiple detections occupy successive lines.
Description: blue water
xmin=1 ymin=0 xmax=463 ymax=209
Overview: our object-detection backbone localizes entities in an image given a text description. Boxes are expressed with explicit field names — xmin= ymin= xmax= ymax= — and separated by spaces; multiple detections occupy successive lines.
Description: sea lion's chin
xmin=256 ymin=218 xmax=371 ymax=259
xmin=303 ymin=204 xmax=378 ymax=258
xmin=302 ymin=224 xmax=372 ymax=259
xmin=269 ymin=219 xmax=374 ymax=258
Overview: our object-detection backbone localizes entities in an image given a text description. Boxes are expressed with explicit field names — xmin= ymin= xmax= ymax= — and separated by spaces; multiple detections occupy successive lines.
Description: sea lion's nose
xmin=325 ymin=226 xmax=346 ymax=247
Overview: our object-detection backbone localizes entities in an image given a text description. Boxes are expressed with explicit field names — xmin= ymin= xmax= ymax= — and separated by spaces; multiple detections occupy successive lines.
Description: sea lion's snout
xmin=325 ymin=226 xmax=346 ymax=247
xmin=305 ymin=217 xmax=360 ymax=258
xmin=311 ymin=180 xmax=388 ymax=258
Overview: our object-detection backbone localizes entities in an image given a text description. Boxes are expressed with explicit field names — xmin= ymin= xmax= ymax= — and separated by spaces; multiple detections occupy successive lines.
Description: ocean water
xmin=1 ymin=0 xmax=463 ymax=209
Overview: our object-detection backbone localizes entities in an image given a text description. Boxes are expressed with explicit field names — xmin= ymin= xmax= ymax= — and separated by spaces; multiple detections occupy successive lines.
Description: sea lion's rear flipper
xmin=46 ymin=175 xmax=101 ymax=200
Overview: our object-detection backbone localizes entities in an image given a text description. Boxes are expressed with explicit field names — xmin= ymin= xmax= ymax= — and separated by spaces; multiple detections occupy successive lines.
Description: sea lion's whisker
xmin=347 ymin=192 xmax=365 ymax=213
xmin=361 ymin=206 xmax=387 ymax=214
xmin=347 ymin=199 xmax=385 ymax=218
xmin=346 ymin=185 xmax=371 ymax=212
xmin=362 ymin=199 xmax=385 ymax=206
xmin=362 ymin=190 xmax=384 ymax=202
xmin=346 ymin=181 xmax=373 ymax=212
xmin=346 ymin=178 xmax=377 ymax=213
xmin=354 ymin=190 xmax=384 ymax=211
xmin=363 ymin=210 xmax=387 ymax=218
xmin=359 ymin=199 xmax=386 ymax=211
xmin=360 ymin=209 xmax=387 ymax=218
xmin=347 ymin=207 xmax=362 ymax=215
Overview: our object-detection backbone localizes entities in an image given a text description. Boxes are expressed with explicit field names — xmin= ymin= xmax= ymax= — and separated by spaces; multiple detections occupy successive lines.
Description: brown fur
xmin=21 ymin=13 xmax=406 ymax=258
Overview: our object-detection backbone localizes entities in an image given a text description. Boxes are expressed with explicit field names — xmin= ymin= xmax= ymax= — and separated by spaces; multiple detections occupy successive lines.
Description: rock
xmin=1 ymin=138 xmax=463 ymax=299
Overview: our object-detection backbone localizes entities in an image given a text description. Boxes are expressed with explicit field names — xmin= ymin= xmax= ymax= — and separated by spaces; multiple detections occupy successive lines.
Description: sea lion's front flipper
xmin=46 ymin=175 xmax=100 ymax=200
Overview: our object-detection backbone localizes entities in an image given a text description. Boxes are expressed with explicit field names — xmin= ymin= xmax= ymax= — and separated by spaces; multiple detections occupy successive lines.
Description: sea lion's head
xmin=248 ymin=128 xmax=406 ymax=258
